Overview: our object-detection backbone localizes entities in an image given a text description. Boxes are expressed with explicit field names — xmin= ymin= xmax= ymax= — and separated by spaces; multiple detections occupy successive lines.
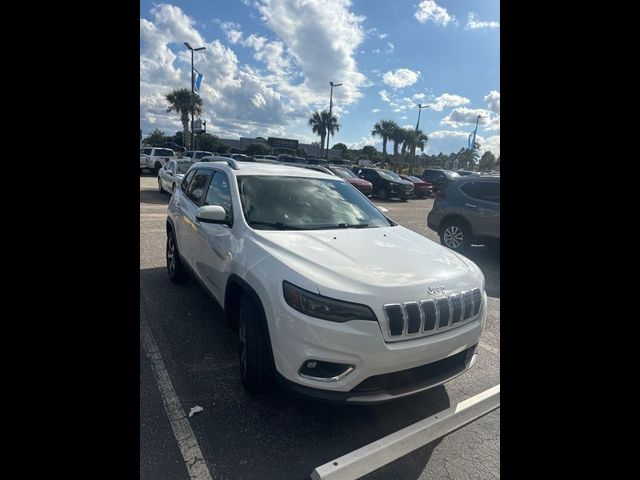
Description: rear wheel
xmin=166 ymin=229 xmax=188 ymax=283
xmin=238 ymin=295 xmax=275 ymax=394
xmin=377 ymin=187 xmax=388 ymax=200
xmin=440 ymin=219 xmax=471 ymax=251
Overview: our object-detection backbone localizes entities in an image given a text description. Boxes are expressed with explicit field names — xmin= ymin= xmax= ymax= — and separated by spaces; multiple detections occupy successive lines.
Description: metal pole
xmin=415 ymin=104 xmax=422 ymax=131
xmin=326 ymin=83 xmax=333 ymax=160
xmin=191 ymin=49 xmax=194 ymax=151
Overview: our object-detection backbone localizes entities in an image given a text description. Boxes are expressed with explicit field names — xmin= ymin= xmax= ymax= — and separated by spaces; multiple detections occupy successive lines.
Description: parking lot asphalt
xmin=140 ymin=173 xmax=500 ymax=480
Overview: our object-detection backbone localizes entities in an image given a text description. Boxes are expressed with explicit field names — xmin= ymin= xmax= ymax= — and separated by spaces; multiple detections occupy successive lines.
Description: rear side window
xmin=195 ymin=151 xmax=212 ymax=159
xmin=461 ymin=182 xmax=477 ymax=197
xmin=180 ymin=169 xmax=196 ymax=194
xmin=141 ymin=148 xmax=152 ymax=155
xmin=186 ymin=169 xmax=213 ymax=205
xmin=475 ymin=182 xmax=500 ymax=203
xmin=154 ymin=149 xmax=175 ymax=157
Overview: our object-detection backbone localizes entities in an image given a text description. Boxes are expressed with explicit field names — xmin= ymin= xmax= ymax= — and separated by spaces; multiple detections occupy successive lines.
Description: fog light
xmin=299 ymin=360 xmax=354 ymax=381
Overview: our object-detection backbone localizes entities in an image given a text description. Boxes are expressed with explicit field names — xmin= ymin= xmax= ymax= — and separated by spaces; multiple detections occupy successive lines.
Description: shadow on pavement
xmin=140 ymin=188 xmax=170 ymax=206
xmin=458 ymin=246 xmax=500 ymax=299
xmin=140 ymin=266 xmax=449 ymax=480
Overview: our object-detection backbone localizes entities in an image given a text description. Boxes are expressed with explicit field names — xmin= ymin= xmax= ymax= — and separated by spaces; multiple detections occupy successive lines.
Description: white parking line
xmin=140 ymin=317 xmax=214 ymax=480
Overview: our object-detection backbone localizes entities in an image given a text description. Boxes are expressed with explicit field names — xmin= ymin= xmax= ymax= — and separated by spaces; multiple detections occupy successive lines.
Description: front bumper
xmin=267 ymin=291 xmax=486 ymax=403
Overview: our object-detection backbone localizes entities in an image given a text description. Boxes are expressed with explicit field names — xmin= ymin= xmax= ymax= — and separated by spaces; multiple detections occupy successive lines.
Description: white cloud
xmin=479 ymin=135 xmax=500 ymax=157
xmin=348 ymin=135 xmax=377 ymax=150
xmin=425 ymin=130 xmax=499 ymax=157
xmin=227 ymin=29 xmax=243 ymax=43
xmin=382 ymin=68 xmax=421 ymax=88
xmin=466 ymin=12 xmax=500 ymax=30
xmin=385 ymin=42 xmax=394 ymax=53
xmin=412 ymin=93 xmax=426 ymax=101
xmin=372 ymin=48 xmax=381 ymax=54
xmin=430 ymin=93 xmax=471 ymax=112
xmin=440 ymin=107 xmax=499 ymax=129
xmin=484 ymin=90 xmax=500 ymax=113
xmin=241 ymin=34 xmax=291 ymax=76
xmin=371 ymin=108 xmax=381 ymax=113
xmin=414 ymin=1 xmax=455 ymax=26
xmin=379 ymin=90 xmax=392 ymax=102
xmin=255 ymin=0 xmax=367 ymax=105
xmin=378 ymin=33 xmax=389 ymax=39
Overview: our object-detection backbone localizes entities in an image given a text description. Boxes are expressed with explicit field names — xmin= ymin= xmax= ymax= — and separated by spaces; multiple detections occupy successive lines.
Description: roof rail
xmin=202 ymin=156 xmax=240 ymax=170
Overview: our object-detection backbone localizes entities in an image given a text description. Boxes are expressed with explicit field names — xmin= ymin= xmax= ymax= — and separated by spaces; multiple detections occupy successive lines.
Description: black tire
xmin=166 ymin=229 xmax=188 ymax=283
xmin=400 ymin=195 xmax=408 ymax=202
xmin=439 ymin=219 xmax=471 ymax=251
xmin=238 ymin=295 xmax=275 ymax=394
xmin=378 ymin=187 xmax=388 ymax=200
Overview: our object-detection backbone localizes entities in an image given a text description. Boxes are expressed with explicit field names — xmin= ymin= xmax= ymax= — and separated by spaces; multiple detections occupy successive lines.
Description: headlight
xmin=282 ymin=281 xmax=377 ymax=322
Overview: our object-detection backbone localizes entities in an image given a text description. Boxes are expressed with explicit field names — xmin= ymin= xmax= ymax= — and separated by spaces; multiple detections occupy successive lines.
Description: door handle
xmin=465 ymin=203 xmax=477 ymax=209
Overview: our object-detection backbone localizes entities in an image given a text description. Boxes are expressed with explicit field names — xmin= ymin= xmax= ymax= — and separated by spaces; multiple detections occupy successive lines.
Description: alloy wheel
xmin=443 ymin=225 xmax=464 ymax=249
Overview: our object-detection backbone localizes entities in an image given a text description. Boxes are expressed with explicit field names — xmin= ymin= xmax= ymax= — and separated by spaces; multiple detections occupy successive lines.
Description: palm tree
xmin=371 ymin=119 xmax=398 ymax=160
xmin=389 ymin=126 xmax=406 ymax=172
xmin=308 ymin=110 xmax=340 ymax=157
xmin=166 ymin=88 xmax=203 ymax=150
xmin=405 ymin=129 xmax=428 ymax=174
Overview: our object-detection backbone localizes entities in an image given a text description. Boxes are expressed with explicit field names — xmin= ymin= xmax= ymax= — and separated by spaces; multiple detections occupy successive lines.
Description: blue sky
xmin=140 ymin=0 xmax=500 ymax=156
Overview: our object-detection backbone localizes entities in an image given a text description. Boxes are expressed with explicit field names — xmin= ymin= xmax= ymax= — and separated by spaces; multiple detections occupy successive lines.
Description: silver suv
xmin=427 ymin=176 xmax=500 ymax=250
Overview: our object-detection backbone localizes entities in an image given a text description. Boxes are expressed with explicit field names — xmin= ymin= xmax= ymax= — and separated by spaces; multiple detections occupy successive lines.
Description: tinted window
xmin=180 ymin=169 xmax=196 ymax=194
xmin=378 ymin=170 xmax=401 ymax=181
xmin=475 ymin=182 xmax=500 ymax=203
xmin=195 ymin=151 xmax=213 ymax=159
xmin=330 ymin=167 xmax=357 ymax=179
xmin=460 ymin=182 xmax=477 ymax=197
xmin=154 ymin=149 xmax=175 ymax=157
xmin=187 ymin=169 xmax=213 ymax=205
xmin=237 ymin=176 xmax=392 ymax=230
xmin=204 ymin=172 xmax=234 ymax=223
xmin=176 ymin=161 xmax=192 ymax=174
xmin=184 ymin=151 xmax=194 ymax=157
xmin=142 ymin=148 xmax=152 ymax=155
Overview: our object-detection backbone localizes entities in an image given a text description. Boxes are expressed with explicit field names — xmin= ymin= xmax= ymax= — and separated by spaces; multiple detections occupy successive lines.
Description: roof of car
xmin=191 ymin=159 xmax=341 ymax=179
xmin=451 ymin=174 xmax=500 ymax=183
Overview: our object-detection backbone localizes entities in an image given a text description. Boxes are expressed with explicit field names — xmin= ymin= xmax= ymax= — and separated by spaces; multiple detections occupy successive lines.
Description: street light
xmin=184 ymin=42 xmax=206 ymax=150
xmin=326 ymin=81 xmax=343 ymax=160
xmin=415 ymin=103 xmax=429 ymax=131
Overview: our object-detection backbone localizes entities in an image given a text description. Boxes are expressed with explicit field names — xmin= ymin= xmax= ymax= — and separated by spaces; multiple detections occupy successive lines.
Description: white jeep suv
xmin=166 ymin=159 xmax=486 ymax=403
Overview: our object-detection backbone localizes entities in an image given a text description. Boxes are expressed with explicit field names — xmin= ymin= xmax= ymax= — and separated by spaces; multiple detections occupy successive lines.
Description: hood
xmin=345 ymin=178 xmax=372 ymax=187
xmin=251 ymin=226 xmax=483 ymax=301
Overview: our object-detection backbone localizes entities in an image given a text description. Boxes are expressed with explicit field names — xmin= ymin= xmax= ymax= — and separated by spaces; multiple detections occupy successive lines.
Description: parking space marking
xmin=140 ymin=317 xmax=214 ymax=480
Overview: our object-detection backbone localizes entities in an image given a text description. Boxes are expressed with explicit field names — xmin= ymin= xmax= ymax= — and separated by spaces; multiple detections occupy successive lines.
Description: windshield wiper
xmin=248 ymin=221 xmax=292 ymax=230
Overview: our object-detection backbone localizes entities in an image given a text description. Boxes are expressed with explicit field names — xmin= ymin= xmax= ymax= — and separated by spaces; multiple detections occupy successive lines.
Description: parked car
xmin=158 ymin=159 xmax=193 ymax=194
xmin=352 ymin=167 xmax=414 ymax=201
xmin=399 ymin=174 xmax=433 ymax=198
xmin=231 ymin=154 xmax=255 ymax=162
xmin=455 ymin=170 xmax=479 ymax=177
xmin=253 ymin=155 xmax=279 ymax=162
xmin=427 ymin=176 xmax=500 ymax=251
xmin=327 ymin=165 xmax=373 ymax=196
xmin=183 ymin=150 xmax=214 ymax=161
xmin=163 ymin=142 xmax=186 ymax=155
xmin=421 ymin=168 xmax=460 ymax=191
xmin=166 ymin=160 xmax=486 ymax=402
xmin=140 ymin=147 xmax=176 ymax=175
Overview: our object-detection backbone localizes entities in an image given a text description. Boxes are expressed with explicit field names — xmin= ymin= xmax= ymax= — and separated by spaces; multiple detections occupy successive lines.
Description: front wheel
xmin=166 ymin=230 xmax=188 ymax=283
xmin=377 ymin=188 xmax=388 ymax=200
xmin=440 ymin=220 xmax=471 ymax=251
xmin=238 ymin=295 xmax=275 ymax=394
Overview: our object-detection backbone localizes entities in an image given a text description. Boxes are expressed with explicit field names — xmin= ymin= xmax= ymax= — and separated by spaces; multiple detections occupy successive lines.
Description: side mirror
xmin=196 ymin=205 xmax=229 ymax=225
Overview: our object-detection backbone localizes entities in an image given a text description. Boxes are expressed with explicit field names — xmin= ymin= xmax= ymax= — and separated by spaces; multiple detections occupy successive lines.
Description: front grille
xmin=383 ymin=288 xmax=483 ymax=341
xmin=351 ymin=346 xmax=474 ymax=394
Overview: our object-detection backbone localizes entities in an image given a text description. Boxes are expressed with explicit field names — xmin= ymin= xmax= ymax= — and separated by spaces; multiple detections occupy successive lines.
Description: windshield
xmin=237 ymin=176 xmax=393 ymax=230
xmin=445 ymin=171 xmax=461 ymax=179
xmin=330 ymin=167 xmax=358 ymax=179
xmin=378 ymin=170 xmax=402 ymax=182
xmin=155 ymin=149 xmax=174 ymax=157
xmin=176 ymin=161 xmax=192 ymax=174
xmin=406 ymin=175 xmax=422 ymax=182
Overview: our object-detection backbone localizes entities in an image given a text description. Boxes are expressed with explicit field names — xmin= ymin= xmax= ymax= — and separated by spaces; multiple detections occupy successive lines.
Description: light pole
xmin=184 ymin=42 xmax=206 ymax=150
xmin=411 ymin=104 xmax=429 ymax=174
xmin=415 ymin=103 xmax=428 ymax=131
xmin=326 ymin=81 xmax=342 ymax=160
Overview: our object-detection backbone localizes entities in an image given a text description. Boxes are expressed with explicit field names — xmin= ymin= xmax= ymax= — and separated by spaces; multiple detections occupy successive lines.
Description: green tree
xmin=197 ymin=133 xmax=228 ymax=153
xmin=332 ymin=142 xmax=349 ymax=153
xmin=143 ymin=129 xmax=168 ymax=146
xmin=308 ymin=110 xmax=340 ymax=158
xmin=478 ymin=151 xmax=497 ymax=171
xmin=371 ymin=119 xmax=398 ymax=160
xmin=245 ymin=143 xmax=273 ymax=156
xmin=361 ymin=145 xmax=378 ymax=159
xmin=389 ymin=125 xmax=406 ymax=172
xmin=166 ymin=88 xmax=203 ymax=151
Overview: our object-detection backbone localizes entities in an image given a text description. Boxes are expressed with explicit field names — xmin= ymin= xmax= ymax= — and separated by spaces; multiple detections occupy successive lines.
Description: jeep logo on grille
xmin=428 ymin=286 xmax=446 ymax=295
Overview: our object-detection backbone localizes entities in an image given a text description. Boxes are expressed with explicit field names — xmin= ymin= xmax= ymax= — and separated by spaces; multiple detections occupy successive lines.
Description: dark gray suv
xmin=427 ymin=176 xmax=500 ymax=250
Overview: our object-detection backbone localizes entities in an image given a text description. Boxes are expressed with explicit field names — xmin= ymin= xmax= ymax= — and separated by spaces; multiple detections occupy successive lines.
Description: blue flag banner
xmin=194 ymin=71 xmax=203 ymax=92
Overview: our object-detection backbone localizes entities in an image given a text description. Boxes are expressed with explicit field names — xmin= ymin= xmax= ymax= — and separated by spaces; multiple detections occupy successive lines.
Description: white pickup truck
xmin=140 ymin=147 xmax=176 ymax=174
